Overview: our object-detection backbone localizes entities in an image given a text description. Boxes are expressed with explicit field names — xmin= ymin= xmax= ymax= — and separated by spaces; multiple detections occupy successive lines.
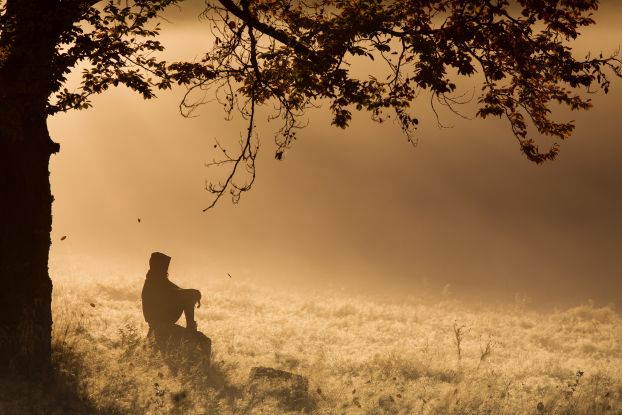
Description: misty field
xmin=1 ymin=276 xmax=620 ymax=415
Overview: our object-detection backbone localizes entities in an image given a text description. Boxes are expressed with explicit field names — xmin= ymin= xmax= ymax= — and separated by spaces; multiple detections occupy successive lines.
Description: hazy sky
xmin=48 ymin=1 xmax=622 ymax=309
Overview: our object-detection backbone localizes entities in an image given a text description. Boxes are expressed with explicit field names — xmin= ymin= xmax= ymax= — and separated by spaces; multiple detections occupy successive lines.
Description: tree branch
xmin=216 ymin=0 xmax=315 ymax=58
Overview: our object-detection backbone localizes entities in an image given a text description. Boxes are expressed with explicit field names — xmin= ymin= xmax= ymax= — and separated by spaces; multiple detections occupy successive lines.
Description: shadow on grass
xmin=150 ymin=324 xmax=245 ymax=405
xmin=0 ymin=336 xmax=246 ymax=415
xmin=0 ymin=348 xmax=118 ymax=415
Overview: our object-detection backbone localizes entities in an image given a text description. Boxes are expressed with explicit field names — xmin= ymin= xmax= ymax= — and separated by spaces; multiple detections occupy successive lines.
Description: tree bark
xmin=0 ymin=108 xmax=56 ymax=377
xmin=0 ymin=0 xmax=66 ymax=377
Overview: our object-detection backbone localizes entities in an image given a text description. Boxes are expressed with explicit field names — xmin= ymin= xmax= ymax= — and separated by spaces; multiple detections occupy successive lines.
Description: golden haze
xmin=48 ymin=1 xmax=622 ymax=308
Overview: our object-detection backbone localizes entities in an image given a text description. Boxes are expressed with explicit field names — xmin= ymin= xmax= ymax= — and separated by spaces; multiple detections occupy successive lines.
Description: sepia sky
xmin=48 ymin=1 xmax=622 ymax=309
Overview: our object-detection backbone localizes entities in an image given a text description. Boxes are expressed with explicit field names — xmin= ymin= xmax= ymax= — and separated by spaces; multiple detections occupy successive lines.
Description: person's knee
xmin=179 ymin=289 xmax=200 ymax=306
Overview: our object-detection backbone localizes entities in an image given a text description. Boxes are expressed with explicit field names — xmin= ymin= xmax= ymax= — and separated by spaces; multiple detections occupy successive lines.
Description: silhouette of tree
xmin=0 ymin=0 xmax=620 ymax=377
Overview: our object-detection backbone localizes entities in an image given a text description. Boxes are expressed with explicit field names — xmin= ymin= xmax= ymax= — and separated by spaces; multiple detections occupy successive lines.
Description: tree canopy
xmin=6 ymin=0 xmax=622 ymax=208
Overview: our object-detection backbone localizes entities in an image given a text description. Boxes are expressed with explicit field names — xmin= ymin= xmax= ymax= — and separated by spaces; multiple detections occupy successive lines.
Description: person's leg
xmin=183 ymin=302 xmax=196 ymax=330
xmin=178 ymin=290 xmax=197 ymax=330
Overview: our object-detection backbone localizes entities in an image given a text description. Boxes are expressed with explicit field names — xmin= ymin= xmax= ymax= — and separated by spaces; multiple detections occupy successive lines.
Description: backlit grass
xmin=1 ymin=275 xmax=620 ymax=414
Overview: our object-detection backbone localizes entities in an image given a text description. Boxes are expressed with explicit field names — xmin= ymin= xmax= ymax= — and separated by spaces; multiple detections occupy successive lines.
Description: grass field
xmin=1 ymin=275 xmax=620 ymax=414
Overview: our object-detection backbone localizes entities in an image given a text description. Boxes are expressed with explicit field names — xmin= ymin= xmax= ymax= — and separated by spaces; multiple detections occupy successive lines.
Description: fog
xmin=48 ymin=2 xmax=622 ymax=309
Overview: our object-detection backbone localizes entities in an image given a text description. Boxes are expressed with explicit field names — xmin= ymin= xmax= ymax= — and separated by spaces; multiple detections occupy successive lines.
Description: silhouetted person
xmin=142 ymin=252 xmax=211 ymax=365
xmin=142 ymin=252 xmax=202 ymax=335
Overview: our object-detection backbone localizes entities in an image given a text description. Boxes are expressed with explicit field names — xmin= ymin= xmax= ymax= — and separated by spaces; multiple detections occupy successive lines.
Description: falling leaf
xmin=227 ymin=273 xmax=232 ymax=278
xmin=60 ymin=235 xmax=67 ymax=241
xmin=90 ymin=303 xmax=95 ymax=307
xmin=138 ymin=218 xmax=141 ymax=223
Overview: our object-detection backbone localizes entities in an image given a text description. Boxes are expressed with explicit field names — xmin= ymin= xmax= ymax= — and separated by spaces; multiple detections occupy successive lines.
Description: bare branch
xmin=203 ymin=93 xmax=258 ymax=211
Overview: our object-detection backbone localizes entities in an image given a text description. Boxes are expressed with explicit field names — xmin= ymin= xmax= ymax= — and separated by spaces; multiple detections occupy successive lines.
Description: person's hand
xmin=191 ymin=289 xmax=202 ymax=308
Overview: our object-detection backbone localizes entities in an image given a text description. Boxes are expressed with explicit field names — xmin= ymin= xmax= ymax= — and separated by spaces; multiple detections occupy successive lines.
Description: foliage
xmin=46 ymin=0 xmax=181 ymax=113
xmin=2 ymin=0 xmax=621 ymax=207
xmin=188 ymin=0 xmax=622 ymax=177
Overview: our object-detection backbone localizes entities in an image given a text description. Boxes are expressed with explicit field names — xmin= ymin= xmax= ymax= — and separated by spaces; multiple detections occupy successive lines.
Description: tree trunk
xmin=0 ymin=0 xmax=66 ymax=377
xmin=0 ymin=108 xmax=56 ymax=377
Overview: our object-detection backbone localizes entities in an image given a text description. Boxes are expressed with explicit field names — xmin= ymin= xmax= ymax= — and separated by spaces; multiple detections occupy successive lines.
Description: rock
xmin=247 ymin=366 xmax=313 ymax=412
xmin=149 ymin=324 xmax=211 ymax=365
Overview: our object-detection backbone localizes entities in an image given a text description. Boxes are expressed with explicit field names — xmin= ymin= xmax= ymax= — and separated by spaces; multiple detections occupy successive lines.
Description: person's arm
xmin=164 ymin=278 xmax=181 ymax=290
xmin=167 ymin=277 xmax=201 ymax=307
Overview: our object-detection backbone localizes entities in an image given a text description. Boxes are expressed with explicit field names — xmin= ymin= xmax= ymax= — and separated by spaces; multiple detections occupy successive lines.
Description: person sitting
xmin=141 ymin=252 xmax=202 ymax=338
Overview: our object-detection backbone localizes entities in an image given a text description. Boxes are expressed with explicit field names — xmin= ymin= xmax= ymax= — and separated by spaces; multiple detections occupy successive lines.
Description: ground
xmin=1 ymin=274 xmax=620 ymax=414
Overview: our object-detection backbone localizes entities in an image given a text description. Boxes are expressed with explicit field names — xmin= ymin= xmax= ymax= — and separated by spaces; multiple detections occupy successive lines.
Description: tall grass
xmin=1 ymin=276 xmax=620 ymax=414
